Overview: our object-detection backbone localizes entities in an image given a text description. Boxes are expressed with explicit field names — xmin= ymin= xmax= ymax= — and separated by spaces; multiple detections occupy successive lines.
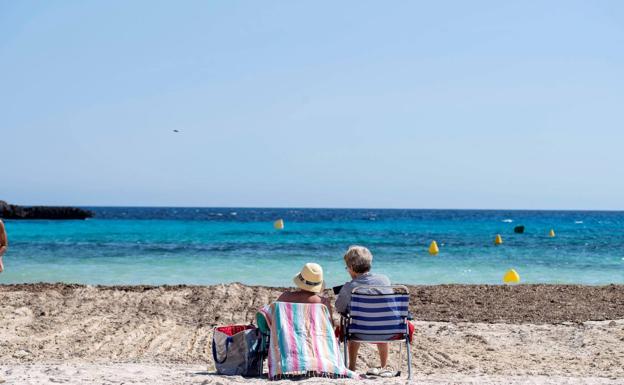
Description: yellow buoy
xmin=494 ymin=234 xmax=503 ymax=245
xmin=273 ymin=219 xmax=284 ymax=230
xmin=503 ymin=269 xmax=520 ymax=284
xmin=549 ymin=229 xmax=555 ymax=237
xmin=428 ymin=240 xmax=439 ymax=256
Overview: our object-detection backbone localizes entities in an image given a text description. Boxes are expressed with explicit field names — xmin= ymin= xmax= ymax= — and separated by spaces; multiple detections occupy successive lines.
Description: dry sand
xmin=1 ymin=283 xmax=624 ymax=384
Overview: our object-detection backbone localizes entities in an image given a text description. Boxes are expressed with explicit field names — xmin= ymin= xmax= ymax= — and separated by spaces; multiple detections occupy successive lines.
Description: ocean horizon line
xmin=4 ymin=204 xmax=624 ymax=213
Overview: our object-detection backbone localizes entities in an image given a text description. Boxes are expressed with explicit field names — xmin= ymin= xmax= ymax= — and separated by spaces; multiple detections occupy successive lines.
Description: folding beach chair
xmin=256 ymin=302 xmax=357 ymax=380
xmin=339 ymin=285 xmax=412 ymax=379
xmin=254 ymin=312 xmax=270 ymax=371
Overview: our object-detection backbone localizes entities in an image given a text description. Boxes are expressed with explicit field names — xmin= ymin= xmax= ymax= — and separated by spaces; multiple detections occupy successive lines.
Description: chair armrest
xmin=255 ymin=312 xmax=270 ymax=334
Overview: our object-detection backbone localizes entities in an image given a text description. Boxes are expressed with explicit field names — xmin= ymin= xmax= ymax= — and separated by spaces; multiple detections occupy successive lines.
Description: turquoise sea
xmin=1 ymin=208 xmax=623 ymax=286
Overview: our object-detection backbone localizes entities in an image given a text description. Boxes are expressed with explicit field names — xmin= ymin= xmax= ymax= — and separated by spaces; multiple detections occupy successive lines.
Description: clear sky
xmin=1 ymin=1 xmax=623 ymax=209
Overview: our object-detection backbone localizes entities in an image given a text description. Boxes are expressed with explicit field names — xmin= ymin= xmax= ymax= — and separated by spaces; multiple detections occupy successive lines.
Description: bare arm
xmin=0 ymin=220 xmax=7 ymax=255
xmin=334 ymin=283 xmax=351 ymax=314
xmin=321 ymin=295 xmax=336 ymax=326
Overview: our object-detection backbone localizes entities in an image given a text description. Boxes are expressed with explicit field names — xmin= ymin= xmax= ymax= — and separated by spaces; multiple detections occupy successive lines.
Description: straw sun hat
xmin=293 ymin=263 xmax=324 ymax=293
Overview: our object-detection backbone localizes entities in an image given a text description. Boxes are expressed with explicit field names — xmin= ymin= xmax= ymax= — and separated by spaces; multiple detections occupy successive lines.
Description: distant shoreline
xmin=6 ymin=204 xmax=624 ymax=212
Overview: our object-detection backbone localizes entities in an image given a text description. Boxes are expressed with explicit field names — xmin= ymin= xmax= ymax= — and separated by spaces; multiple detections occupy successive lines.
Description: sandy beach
xmin=1 ymin=283 xmax=624 ymax=384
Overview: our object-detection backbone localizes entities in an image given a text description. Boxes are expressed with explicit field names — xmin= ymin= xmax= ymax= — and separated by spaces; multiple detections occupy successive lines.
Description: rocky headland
xmin=0 ymin=200 xmax=93 ymax=220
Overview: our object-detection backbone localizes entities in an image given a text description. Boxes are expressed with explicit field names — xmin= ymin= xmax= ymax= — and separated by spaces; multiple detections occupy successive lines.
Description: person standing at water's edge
xmin=0 ymin=219 xmax=7 ymax=272
xmin=335 ymin=246 xmax=391 ymax=374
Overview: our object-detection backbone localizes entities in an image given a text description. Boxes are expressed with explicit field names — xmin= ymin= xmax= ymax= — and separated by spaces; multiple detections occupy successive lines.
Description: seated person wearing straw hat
xmin=259 ymin=263 xmax=356 ymax=379
xmin=277 ymin=263 xmax=334 ymax=322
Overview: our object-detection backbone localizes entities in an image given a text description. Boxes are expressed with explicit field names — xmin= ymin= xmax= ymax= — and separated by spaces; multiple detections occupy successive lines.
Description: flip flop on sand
xmin=379 ymin=367 xmax=397 ymax=378
xmin=365 ymin=367 xmax=381 ymax=376
xmin=366 ymin=366 xmax=397 ymax=377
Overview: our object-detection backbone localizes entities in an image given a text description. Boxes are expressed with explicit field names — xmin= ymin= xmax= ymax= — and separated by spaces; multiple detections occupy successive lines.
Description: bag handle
xmin=212 ymin=336 xmax=233 ymax=364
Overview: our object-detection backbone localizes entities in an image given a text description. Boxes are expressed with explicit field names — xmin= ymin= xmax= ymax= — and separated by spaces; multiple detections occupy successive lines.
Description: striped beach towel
xmin=257 ymin=302 xmax=356 ymax=380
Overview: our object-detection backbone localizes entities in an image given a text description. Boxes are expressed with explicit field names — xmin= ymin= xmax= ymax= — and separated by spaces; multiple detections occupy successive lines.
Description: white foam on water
xmin=575 ymin=221 xmax=583 ymax=224
xmin=502 ymin=219 xmax=513 ymax=223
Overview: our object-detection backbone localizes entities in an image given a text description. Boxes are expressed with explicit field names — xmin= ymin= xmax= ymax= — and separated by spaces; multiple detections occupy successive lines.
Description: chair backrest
xmin=256 ymin=302 xmax=357 ymax=379
xmin=348 ymin=285 xmax=410 ymax=336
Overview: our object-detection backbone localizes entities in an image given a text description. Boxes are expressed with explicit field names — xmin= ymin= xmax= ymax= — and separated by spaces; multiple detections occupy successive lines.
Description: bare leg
xmin=0 ymin=254 xmax=3 ymax=273
xmin=348 ymin=341 xmax=360 ymax=371
xmin=377 ymin=343 xmax=389 ymax=367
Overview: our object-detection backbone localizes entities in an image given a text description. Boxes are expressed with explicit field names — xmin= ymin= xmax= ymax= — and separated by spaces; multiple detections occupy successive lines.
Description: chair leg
xmin=262 ymin=334 xmax=270 ymax=377
xmin=406 ymin=337 xmax=412 ymax=380
xmin=398 ymin=339 xmax=403 ymax=376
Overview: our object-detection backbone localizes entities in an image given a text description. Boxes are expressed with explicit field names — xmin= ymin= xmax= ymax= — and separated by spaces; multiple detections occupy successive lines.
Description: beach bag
xmin=212 ymin=324 xmax=263 ymax=376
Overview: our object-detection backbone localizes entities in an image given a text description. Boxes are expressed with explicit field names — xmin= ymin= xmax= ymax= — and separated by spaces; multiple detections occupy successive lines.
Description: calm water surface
xmin=1 ymin=208 xmax=623 ymax=286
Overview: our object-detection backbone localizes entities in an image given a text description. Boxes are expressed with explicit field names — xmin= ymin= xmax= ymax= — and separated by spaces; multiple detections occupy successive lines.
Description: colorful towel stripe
xmin=258 ymin=302 xmax=356 ymax=380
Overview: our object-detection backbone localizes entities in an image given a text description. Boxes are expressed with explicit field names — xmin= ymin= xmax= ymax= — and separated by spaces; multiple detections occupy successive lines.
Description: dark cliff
xmin=0 ymin=201 xmax=93 ymax=220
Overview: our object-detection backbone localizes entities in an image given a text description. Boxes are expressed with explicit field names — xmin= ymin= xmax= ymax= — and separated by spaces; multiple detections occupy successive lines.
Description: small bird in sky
xmin=173 ymin=129 xmax=180 ymax=133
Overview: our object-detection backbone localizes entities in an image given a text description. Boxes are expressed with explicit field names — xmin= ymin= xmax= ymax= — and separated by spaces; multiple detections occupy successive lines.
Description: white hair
xmin=343 ymin=245 xmax=373 ymax=273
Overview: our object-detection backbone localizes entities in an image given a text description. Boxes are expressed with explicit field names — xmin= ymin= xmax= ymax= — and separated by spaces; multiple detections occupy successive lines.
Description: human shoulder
xmin=338 ymin=281 xmax=355 ymax=296
xmin=306 ymin=294 xmax=323 ymax=304
xmin=278 ymin=290 xmax=303 ymax=302
xmin=277 ymin=291 xmax=292 ymax=302
xmin=370 ymin=272 xmax=391 ymax=285
xmin=278 ymin=290 xmax=322 ymax=304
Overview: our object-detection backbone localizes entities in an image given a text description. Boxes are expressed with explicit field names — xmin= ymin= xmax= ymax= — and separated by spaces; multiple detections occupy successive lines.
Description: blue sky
xmin=1 ymin=1 xmax=623 ymax=209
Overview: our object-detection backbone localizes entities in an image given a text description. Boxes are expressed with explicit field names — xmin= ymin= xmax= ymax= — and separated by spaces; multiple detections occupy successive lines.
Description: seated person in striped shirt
xmin=335 ymin=246 xmax=391 ymax=374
